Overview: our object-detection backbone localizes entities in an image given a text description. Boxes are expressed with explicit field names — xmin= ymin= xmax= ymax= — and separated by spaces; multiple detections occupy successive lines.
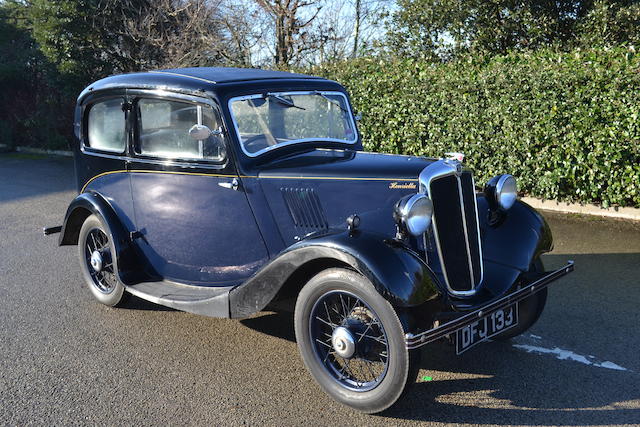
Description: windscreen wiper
xmin=313 ymin=91 xmax=348 ymax=113
xmin=265 ymin=93 xmax=306 ymax=110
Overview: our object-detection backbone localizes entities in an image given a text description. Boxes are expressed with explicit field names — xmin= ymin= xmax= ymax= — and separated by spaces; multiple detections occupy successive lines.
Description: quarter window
xmin=137 ymin=99 xmax=225 ymax=161
xmin=87 ymin=98 xmax=126 ymax=153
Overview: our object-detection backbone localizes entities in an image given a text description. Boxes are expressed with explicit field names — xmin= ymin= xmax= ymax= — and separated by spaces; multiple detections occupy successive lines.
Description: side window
xmin=87 ymin=98 xmax=126 ymax=153
xmin=136 ymin=98 xmax=225 ymax=161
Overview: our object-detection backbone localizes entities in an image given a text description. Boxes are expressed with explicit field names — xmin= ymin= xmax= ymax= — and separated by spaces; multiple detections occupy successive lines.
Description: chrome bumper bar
xmin=405 ymin=261 xmax=575 ymax=349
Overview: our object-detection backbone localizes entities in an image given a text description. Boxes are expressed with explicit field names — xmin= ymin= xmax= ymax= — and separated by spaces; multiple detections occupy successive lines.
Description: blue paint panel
xmin=130 ymin=172 xmax=269 ymax=285
xmin=85 ymin=172 xmax=136 ymax=233
xmin=256 ymin=151 xmax=432 ymax=246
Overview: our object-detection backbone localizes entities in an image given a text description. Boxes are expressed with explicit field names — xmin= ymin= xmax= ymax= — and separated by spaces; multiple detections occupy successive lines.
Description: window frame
xmin=82 ymin=95 xmax=129 ymax=155
xmin=228 ymin=90 xmax=358 ymax=158
xmin=131 ymin=92 xmax=228 ymax=165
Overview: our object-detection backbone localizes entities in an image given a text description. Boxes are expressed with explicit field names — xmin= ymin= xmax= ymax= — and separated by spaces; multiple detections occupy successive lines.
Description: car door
xmin=127 ymin=92 xmax=268 ymax=285
xmin=78 ymin=93 xmax=136 ymax=232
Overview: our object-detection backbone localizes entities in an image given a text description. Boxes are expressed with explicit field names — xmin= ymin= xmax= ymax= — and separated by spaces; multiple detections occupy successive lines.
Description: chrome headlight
xmin=486 ymin=174 xmax=518 ymax=210
xmin=394 ymin=194 xmax=433 ymax=236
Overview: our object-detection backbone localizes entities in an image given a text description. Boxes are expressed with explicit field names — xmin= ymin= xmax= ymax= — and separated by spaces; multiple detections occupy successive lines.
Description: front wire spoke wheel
xmin=295 ymin=268 xmax=421 ymax=413
xmin=309 ymin=290 xmax=390 ymax=392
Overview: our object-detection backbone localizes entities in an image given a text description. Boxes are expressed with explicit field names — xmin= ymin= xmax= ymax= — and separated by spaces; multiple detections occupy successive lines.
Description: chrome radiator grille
xmin=423 ymin=164 xmax=483 ymax=295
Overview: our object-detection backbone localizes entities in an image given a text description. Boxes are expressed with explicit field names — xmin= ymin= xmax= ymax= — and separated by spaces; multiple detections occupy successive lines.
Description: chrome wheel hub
xmin=90 ymin=250 xmax=103 ymax=272
xmin=331 ymin=326 xmax=356 ymax=359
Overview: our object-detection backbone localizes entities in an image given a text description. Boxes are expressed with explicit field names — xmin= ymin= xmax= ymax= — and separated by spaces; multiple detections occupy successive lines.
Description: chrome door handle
xmin=218 ymin=178 xmax=240 ymax=191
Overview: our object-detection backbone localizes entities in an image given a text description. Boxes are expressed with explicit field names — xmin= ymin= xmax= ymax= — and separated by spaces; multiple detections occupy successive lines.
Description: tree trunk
xmin=352 ymin=0 xmax=361 ymax=58
xmin=276 ymin=12 xmax=286 ymax=65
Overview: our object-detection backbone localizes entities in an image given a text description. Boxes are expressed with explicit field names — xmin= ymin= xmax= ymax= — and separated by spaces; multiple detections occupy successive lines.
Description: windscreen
xmin=229 ymin=91 xmax=357 ymax=156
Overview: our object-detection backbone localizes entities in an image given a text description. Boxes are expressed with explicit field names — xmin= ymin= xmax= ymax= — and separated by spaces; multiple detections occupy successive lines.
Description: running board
xmin=125 ymin=281 xmax=234 ymax=318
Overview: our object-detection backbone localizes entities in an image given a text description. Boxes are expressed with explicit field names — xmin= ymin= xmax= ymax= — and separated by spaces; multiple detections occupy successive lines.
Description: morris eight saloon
xmin=46 ymin=67 xmax=574 ymax=413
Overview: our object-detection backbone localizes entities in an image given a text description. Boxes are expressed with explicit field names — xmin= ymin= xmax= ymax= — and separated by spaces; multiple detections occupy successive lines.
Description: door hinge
xmin=130 ymin=230 xmax=143 ymax=240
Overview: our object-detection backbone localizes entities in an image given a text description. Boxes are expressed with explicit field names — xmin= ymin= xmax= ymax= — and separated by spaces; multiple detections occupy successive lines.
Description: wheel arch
xmin=270 ymin=257 xmax=355 ymax=302
xmin=228 ymin=230 xmax=442 ymax=319
xmin=59 ymin=191 xmax=147 ymax=284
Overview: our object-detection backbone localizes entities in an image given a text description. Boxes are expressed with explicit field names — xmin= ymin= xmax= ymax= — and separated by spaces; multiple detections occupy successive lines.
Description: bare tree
xmin=90 ymin=0 xmax=255 ymax=70
xmin=219 ymin=0 xmax=270 ymax=66
xmin=255 ymin=0 xmax=323 ymax=66
xmin=350 ymin=0 xmax=391 ymax=57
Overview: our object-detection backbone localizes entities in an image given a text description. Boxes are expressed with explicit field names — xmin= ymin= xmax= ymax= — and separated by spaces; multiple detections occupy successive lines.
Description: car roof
xmin=158 ymin=67 xmax=324 ymax=84
xmin=78 ymin=67 xmax=329 ymax=102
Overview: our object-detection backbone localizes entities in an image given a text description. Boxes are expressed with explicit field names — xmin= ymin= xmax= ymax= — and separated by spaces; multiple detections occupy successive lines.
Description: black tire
xmin=294 ymin=268 xmax=420 ymax=414
xmin=495 ymin=258 xmax=547 ymax=340
xmin=77 ymin=214 xmax=127 ymax=307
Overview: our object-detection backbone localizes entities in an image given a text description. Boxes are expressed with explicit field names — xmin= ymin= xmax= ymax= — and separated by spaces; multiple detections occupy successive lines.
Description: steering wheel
xmin=243 ymin=134 xmax=272 ymax=153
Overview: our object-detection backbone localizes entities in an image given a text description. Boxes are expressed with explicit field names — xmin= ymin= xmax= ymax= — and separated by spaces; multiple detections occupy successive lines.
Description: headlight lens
xmin=495 ymin=174 xmax=518 ymax=210
xmin=395 ymin=194 xmax=433 ymax=236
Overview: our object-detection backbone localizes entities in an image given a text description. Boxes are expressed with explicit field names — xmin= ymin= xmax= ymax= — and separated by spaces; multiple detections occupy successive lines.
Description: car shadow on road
xmin=240 ymin=310 xmax=296 ymax=342
xmin=239 ymin=253 xmax=640 ymax=425
xmin=119 ymin=293 xmax=177 ymax=311
xmin=384 ymin=341 xmax=639 ymax=425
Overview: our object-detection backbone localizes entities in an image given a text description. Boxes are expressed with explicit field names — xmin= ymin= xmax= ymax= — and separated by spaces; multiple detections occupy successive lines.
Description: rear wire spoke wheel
xmin=78 ymin=214 xmax=127 ymax=307
xmin=294 ymin=268 xmax=420 ymax=413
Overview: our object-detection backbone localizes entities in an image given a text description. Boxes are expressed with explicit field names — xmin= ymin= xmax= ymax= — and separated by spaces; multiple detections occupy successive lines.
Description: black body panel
xmin=229 ymin=229 xmax=441 ymax=318
xmin=59 ymin=192 xmax=153 ymax=285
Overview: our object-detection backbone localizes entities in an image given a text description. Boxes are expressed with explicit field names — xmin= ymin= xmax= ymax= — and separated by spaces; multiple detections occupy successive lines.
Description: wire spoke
xmin=364 ymin=360 xmax=378 ymax=382
xmin=323 ymin=350 xmax=336 ymax=364
xmin=310 ymin=290 xmax=389 ymax=391
xmin=330 ymin=305 xmax=344 ymax=320
xmin=339 ymin=294 xmax=349 ymax=320
xmin=323 ymin=302 xmax=338 ymax=328
xmin=315 ymin=316 xmax=337 ymax=329
xmin=356 ymin=323 xmax=373 ymax=343
xmin=315 ymin=338 xmax=333 ymax=350
xmin=361 ymin=332 xmax=387 ymax=345
xmin=89 ymin=232 xmax=98 ymax=252
xmin=349 ymin=297 xmax=362 ymax=315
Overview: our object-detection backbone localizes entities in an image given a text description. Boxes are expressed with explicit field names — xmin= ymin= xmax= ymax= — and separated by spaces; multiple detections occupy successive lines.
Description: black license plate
xmin=455 ymin=303 xmax=518 ymax=355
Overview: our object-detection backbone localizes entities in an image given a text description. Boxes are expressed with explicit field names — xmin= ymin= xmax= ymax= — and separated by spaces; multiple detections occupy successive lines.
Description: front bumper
xmin=405 ymin=261 xmax=575 ymax=349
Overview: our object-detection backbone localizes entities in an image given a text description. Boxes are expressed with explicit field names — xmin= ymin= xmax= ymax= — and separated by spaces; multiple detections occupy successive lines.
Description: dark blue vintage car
xmin=46 ymin=67 xmax=573 ymax=413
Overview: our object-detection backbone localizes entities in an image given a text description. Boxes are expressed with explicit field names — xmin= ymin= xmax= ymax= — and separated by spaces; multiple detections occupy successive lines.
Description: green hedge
xmin=314 ymin=48 xmax=640 ymax=208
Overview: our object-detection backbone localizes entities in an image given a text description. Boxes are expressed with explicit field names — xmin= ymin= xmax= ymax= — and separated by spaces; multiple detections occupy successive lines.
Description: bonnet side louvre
xmin=281 ymin=188 xmax=328 ymax=231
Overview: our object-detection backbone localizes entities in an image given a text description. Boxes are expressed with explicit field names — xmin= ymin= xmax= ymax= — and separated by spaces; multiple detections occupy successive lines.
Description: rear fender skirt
xmin=58 ymin=191 xmax=150 ymax=285
xmin=229 ymin=229 xmax=441 ymax=318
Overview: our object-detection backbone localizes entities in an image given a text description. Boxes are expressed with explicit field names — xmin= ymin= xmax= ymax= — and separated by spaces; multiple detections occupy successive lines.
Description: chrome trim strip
xmin=405 ymin=261 xmax=575 ymax=349
xmin=469 ymin=174 xmax=484 ymax=286
xmin=81 ymin=90 xmax=227 ymax=166
xmin=227 ymin=91 xmax=358 ymax=158
xmin=419 ymin=160 xmax=483 ymax=297
xmin=148 ymin=70 xmax=217 ymax=84
xmin=456 ymin=175 xmax=475 ymax=290
xmin=80 ymin=147 xmax=228 ymax=171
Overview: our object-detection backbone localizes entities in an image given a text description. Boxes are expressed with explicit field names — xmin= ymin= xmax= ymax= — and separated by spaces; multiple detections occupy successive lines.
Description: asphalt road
xmin=1 ymin=153 xmax=639 ymax=426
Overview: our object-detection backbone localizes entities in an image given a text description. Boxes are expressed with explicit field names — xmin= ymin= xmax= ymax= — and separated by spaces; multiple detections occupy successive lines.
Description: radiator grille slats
xmin=429 ymin=171 xmax=483 ymax=294
xmin=461 ymin=172 xmax=482 ymax=285
xmin=281 ymin=188 xmax=328 ymax=231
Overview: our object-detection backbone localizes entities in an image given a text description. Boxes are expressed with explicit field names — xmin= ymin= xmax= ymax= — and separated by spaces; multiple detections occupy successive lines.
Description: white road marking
xmin=512 ymin=340 xmax=629 ymax=371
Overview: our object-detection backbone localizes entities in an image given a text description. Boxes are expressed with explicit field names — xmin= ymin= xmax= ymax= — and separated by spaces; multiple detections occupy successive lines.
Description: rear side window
xmin=136 ymin=98 xmax=225 ymax=161
xmin=87 ymin=99 xmax=126 ymax=153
